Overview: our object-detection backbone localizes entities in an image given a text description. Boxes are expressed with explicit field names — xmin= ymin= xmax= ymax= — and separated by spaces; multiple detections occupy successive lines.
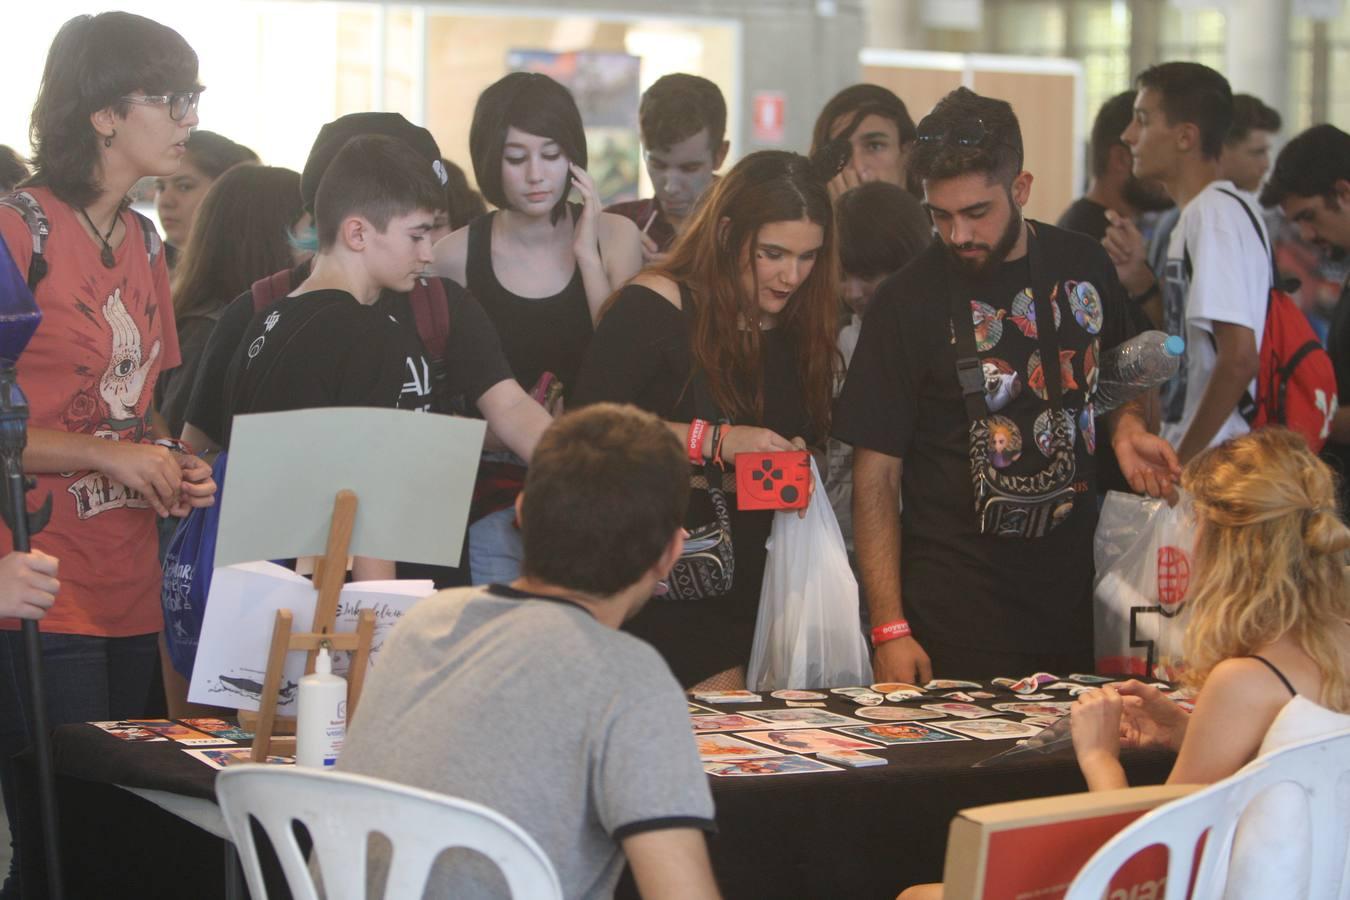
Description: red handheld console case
xmin=735 ymin=450 xmax=810 ymax=510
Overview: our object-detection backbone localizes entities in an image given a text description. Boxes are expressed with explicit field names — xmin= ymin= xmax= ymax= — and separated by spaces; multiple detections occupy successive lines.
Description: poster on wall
xmin=507 ymin=49 xmax=641 ymax=206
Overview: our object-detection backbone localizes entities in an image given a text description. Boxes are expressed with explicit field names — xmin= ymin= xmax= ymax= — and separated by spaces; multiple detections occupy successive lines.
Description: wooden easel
xmin=248 ymin=489 xmax=377 ymax=762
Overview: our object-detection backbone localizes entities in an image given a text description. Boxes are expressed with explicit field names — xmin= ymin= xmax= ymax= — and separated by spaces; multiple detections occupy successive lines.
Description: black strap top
xmin=464 ymin=207 xmax=593 ymax=397
xmin=1250 ymin=655 xmax=1297 ymax=697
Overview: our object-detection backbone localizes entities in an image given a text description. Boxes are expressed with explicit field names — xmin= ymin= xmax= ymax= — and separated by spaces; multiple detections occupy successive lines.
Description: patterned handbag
xmin=666 ymin=460 xmax=736 ymax=601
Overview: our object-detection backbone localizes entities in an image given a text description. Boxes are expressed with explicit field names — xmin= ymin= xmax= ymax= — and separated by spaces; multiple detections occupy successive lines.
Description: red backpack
xmin=1206 ymin=189 xmax=1339 ymax=451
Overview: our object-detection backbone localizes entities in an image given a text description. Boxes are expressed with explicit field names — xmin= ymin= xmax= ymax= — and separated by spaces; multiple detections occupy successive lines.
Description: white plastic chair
xmin=1065 ymin=729 xmax=1350 ymax=900
xmin=216 ymin=766 xmax=563 ymax=900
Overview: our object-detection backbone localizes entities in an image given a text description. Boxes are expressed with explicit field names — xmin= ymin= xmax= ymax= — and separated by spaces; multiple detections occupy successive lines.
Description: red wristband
xmin=871 ymin=619 xmax=912 ymax=647
xmin=687 ymin=419 xmax=709 ymax=465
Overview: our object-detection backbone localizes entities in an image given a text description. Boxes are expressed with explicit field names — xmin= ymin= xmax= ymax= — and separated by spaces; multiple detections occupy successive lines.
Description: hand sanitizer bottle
xmin=297 ymin=644 xmax=346 ymax=768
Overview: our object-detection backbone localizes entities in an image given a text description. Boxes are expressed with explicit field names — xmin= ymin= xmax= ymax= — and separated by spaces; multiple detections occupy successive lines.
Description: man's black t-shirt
xmin=834 ymin=223 xmax=1135 ymax=655
xmin=186 ymin=270 xmax=513 ymax=447
xmin=1056 ymin=197 xmax=1110 ymax=242
xmin=1323 ymin=276 xmax=1350 ymax=513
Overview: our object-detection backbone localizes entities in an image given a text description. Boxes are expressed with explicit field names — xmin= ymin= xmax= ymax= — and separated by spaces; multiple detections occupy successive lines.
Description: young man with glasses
xmin=835 ymin=87 xmax=1178 ymax=682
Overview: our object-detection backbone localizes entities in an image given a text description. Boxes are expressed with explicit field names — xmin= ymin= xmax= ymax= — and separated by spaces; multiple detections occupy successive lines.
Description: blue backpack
xmin=160 ymin=451 xmax=228 ymax=679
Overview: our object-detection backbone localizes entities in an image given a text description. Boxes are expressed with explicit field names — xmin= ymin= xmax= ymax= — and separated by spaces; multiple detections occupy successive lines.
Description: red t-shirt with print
xmin=0 ymin=186 xmax=180 ymax=637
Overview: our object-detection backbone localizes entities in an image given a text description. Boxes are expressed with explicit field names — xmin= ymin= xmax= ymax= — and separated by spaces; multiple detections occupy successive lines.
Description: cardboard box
xmin=942 ymin=784 xmax=1199 ymax=900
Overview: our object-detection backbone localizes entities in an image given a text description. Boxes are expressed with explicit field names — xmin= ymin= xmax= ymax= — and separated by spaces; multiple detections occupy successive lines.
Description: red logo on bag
xmin=1156 ymin=546 xmax=1190 ymax=614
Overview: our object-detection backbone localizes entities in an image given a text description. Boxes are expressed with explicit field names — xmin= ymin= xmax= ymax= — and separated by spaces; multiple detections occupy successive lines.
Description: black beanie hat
xmin=300 ymin=112 xmax=447 ymax=213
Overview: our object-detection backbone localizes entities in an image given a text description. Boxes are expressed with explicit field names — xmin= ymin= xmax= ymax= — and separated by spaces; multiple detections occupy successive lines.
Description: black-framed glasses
xmin=119 ymin=89 xmax=203 ymax=122
xmin=916 ymin=117 xmax=989 ymax=149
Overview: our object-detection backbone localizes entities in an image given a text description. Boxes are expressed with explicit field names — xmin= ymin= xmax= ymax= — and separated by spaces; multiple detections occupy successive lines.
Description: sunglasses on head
xmin=916 ymin=118 xmax=989 ymax=149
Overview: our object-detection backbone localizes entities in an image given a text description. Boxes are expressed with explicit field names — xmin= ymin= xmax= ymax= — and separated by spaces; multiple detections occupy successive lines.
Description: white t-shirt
xmin=1159 ymin=180 xmax=1269 ymax=448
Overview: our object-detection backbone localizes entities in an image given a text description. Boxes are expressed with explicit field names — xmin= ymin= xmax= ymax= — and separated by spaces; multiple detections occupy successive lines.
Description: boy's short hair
xmin=313 ymin=135 xmax=445 ymax=250
xmin=639 ymin=74 xmax=727 ymax=153
xmin=520 ymin=404 xmax=689 ymax=597
xmin=0 ymin=146 xmax=29 ymax=194
xmin=1260 ymin=124 xmax=1350 ymax=208
xmin=1090 ymin=91 xmax=1136 ymax=179
xmin=909 ymin=87 xmax=1023 ymax=187
xmin=470 ymin=72 xmax=586 ymax=224
xmin=810 ymin=83 xmax=917 ymax=157
xmin=837 ymin=182 xmax=932 ymax=279
xmin=1226 ymin=94 xmax=1282 ymax=145
xmin=1135 ymin=62 xmax=1233 ymax=160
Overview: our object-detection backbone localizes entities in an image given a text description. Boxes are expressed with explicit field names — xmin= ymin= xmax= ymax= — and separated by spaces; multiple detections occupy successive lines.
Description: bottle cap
xmin=1164 ymin=335 xmax=1185 ymax=357
xmin=316 ymin=646 xmax=332 ymax=675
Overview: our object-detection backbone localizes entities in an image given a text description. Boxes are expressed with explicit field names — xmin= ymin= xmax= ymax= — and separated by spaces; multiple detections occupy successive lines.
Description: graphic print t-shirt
xmin=0 ymin=187 xmax=180 ymax=636
xmin=834 ymin=224 xmax=1134 ymax=654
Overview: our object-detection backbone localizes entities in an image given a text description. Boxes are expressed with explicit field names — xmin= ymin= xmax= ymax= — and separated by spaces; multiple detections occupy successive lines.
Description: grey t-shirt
xmin=339 ymin=584 xmax=715 ymax=899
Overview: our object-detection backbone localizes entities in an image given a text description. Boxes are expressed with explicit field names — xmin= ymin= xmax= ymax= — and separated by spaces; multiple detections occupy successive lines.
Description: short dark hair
xmin=640 ymin=74 xmax=727 ymax=153
xmin=0 ymin=146 xmax=29 ymax=194
xmin=837 ymin=182 xmax=932 ymax=278
xmin=520 ymin=404 xmax=689 ymax=596
xmin=1260 ymin=124 xmax=1350 ymax=208
xmin=184 ymin=131 xmax=258 ymax=180
xmin=1227 ymin=94 xmax=1282 ymax=145
xmin=470 ymin=73 xmax=587 ymax=224
xmin=314 ymin=135 xmax=445 ymax=250
xmin=1135 ymin=62 xmax=1233 ymax=160
xmin=810 ymin=83 xmax=917 ymax=158
xmin=1090 ymin=91 xmax=1136 ymax=179
xmin=909 ymin=87 xmax=1023 ymax=186
xmin=441 ymin=158 xmax=487 ymax=230
xmin=28 ymin=12 xmax=199 ymax=208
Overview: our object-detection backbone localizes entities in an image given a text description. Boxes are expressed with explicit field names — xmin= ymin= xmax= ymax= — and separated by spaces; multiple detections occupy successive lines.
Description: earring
xmin=104 ymin=129 xmax=115 ymax=149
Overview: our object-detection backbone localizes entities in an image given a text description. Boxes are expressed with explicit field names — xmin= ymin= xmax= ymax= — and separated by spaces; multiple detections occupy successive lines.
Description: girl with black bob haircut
xmin=434 ymin=71 xmax=642 ymax=585
xmin=0 ymin=12 xmax=215 ymax=898
xmin=573 ymin=150 xmax=840 ymax=689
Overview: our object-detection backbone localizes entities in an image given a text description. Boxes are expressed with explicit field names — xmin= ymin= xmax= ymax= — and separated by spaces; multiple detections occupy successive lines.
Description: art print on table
xmin=183 ymin=748 xmax=295 ymax=770
xmin=695 ymin=733 xmax=784 ymax=761
xmin=870 ymin=682 xmax=924 ymax=695
xmin=688 ymin=703 xmax=717 ymax=716
xmin=704 ymin=755 xmax=842 ymax=777
xmin=835 ymin=723 xmax=969 ymax=746
xmin=122 ymin=719 xmax=235 ymax=747
xmin=920 ymin=703 xmax=1001 ymax=720
xmin=691 ymin=690 xmax=763 ymax=704
xmin=89 ymin=722 xmax=166 ymax=743
xmin=924 ymin=679 xmax=982 ymax=691
xmin=738 ymin=708 xmax=863 ymax=728
xmin=992 ymin=701 xmax=1075 ymax=718
xmin=770 ymin=690 xmax=828 ymax=701
xmin=179 ymin=718 xmax=255 ymax=741
xmin=934 ymin=718 xmax=1045 ymax=741
xmin=737 ymin=728 xmax=881 ymax=755
xmin=855 ymin=707 xmax=945 ymax=723
xmin=690 ymin=714 xmax=772 ymax=733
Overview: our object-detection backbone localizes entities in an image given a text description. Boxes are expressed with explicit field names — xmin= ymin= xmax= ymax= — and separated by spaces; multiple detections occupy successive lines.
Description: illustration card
xmin=121 ymin=719 xmax=235 ymax=747
xmin=738 ymin=708 xmax=863 ymax=728
xmin=920 ymin=703 xmax=1000 ymax=719
xmin=695 ymin=733 xmax=784 ymax=761
xmin=933 ymin=718 xmax=1045 ymax=741
xmin=690 ymin=714 xmax=772 ymax=733
xmin=179 ymin=718 xmax=255 ymax=741
xmin=736 ymin=728 xmax=881 ymax=754
xmin=183 ymin=748 xmax=294 ymax=770
xmin=704 ymin=755 xmax=842 ymax=777
xmin=687 ymin=703 xmax=716 ymax=715
xmin=992 ymin=701 xmax=1075 ymax=718
xmin=835 ymin=723 xmax=969 ymax=745
xmin=925 ymin=679 xmax=982 ymax=690
xmin=89 ymin=722 xmax=166 ymax=743
xmin=855 ymin=707 xmax=945 ymax=722
xmin=691 ymin=690 xmax=762 ymax=704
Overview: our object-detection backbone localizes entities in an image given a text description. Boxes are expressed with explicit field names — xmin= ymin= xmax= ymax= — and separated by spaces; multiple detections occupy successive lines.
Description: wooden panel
xmin=971 ymin=70 xmax=1077 ymax=224
xmin=862 ymin=64 xmax=964 ymax=123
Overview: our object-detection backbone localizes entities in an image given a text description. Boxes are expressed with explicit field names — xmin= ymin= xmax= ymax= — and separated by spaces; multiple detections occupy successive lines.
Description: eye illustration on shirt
xmin=970 ymin=300 xmax=1006 ymax=352
xmin=1007 ymin=287 xmax=1061 ymax=340
xmin=1066 ymin=280 xmax=1104 ymax=335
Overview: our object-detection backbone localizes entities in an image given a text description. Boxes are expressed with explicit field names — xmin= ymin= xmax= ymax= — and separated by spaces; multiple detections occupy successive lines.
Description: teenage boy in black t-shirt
xmin=835 ymin=87 xmax=1180 ymax=682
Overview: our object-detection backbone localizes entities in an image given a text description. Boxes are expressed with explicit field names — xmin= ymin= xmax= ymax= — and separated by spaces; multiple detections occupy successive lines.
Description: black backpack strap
xmin=130 ymin=209 xmax=162 ymax=270
xmin=0 ymin=191 xmax=49 ymax=291
xmin=1216 ymin=187 xmax=1275 ymax=288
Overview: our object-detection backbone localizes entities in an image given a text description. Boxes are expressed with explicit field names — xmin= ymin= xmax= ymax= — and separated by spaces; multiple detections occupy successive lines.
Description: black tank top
xmin=465 ymin=207 xmax=593 ymax=397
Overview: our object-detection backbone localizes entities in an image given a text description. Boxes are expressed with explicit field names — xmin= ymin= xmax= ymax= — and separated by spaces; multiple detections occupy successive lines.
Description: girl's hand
xmin=569 ymin=163 xmax=602 ymax=265
xmin=1072 ymin=685 xmax=1129 ymax=791
xmin=1116 ymin=679 xmax=1190 ymax=752
xmin=719 ymin=425 xmax=795 ymax=462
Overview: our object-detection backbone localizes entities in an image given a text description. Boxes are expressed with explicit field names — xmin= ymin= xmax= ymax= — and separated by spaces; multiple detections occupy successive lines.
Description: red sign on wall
xmin=753 ymin=91 xmax=786 ymax=144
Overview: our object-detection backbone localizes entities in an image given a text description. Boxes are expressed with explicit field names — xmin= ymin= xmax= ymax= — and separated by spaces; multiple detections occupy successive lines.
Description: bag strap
xmin=0 ymin=192 xmax=49 ymax=291
xmin=1216 ymin=187 xmax=1275 ymax=289
xmin=408 ymin=276 xmax=451 ymax=363
xmin=250 ymin=267 xmax=300 ymax=314
xmin=949 ymin=224 xmax=1063 ymax=422
xmin=130 ymin=209 xmax=162 ymax=270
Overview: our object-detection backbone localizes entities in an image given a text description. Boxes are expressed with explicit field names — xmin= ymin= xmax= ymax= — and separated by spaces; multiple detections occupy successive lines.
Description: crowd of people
xmin=0 ymin=9 xmax=1347 ymax=899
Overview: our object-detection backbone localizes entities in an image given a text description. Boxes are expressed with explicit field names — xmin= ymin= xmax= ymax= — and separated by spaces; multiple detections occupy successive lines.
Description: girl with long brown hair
xmin=574 ymin=150 xmax=839 ymax=689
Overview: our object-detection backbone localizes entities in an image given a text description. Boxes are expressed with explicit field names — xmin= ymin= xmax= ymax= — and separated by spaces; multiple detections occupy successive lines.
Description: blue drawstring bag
xmin=161 ymin=451 xmax=228 ymax=679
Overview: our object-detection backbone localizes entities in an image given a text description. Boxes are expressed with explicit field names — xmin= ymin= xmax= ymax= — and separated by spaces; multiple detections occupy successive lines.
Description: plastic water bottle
xmin=1093 ymin=331 xmax=1185 ymax=414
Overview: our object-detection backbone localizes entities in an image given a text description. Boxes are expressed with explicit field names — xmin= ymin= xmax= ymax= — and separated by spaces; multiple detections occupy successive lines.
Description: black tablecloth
xmin=25 ymin=685 xmax=1175 ymax=900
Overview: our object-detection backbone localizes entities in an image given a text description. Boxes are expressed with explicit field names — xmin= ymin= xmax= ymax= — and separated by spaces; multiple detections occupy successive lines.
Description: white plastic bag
xmin=1093 ymin=489 xmax=1197 ymax=680
xmin=746 ymin=459 xmax=872 ymax=690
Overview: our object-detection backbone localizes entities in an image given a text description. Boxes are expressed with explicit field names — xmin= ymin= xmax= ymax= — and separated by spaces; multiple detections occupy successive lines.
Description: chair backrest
xmin=216 ymin=766 xmax=563 ymax=900
xmin=1065 ymin=728 xmax=1350 ymax=900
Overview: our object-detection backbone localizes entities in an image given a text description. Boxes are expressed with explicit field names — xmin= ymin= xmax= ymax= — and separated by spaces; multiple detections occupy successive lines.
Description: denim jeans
xmin=468 ymin=506 xmax=524 ymax=586
xmin=0 ymin=630 xmax=159 ymax=898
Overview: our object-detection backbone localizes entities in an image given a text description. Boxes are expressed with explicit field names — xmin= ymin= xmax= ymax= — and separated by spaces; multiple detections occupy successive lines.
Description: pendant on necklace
xmin=100 ymin=245 xmax=116 ymax=268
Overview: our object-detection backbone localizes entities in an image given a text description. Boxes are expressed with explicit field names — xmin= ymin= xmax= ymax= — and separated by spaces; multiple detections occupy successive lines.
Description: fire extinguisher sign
xmin=753 ymin=91 xmax=786 ymax=144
